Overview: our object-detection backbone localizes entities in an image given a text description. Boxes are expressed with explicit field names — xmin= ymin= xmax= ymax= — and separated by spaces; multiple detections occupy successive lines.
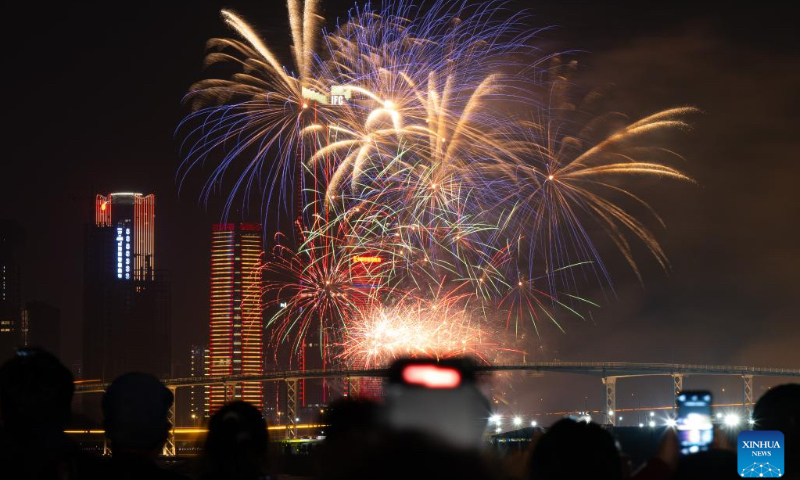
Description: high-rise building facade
xmin=205 ymin=223 xmax=264 ymax=416
xmin=94 ymin=193 xmax=155 ymax=280
xmin=0 ymin=220 xmax=24 ymax=359
xmin=23 ymin=301 xmax=60 ymax=356
xmin=83 ymin=193 xmax=170 ymax=385
xmin=188 ymin=344 xmax=206 ymax=425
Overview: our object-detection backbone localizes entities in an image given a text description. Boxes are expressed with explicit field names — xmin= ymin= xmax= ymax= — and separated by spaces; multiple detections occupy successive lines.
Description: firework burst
xmin=181 ymin=0 xmax=697 ymax=365
xmin=338 ymin=288 xmax=503 ymax=368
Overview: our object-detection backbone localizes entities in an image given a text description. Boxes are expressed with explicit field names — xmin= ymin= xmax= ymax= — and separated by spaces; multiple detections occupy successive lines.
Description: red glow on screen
xmin=401 ymin=364 xmax=461 ymax=388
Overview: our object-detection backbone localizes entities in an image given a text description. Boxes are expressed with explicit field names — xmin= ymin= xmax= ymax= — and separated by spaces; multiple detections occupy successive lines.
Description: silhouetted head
xmin=321 ymin=397 xmax=380 ymax=442
xmin=753 ymin=383 xmax=800 ymax=473
xmin=528 ymin=419 xmax=622 ymax=480
xmin=201 ymin=401 xmax=269 ymax=480
xmin=317 ymin=397 xmax=384 ymax=480
xmin=0 ymin=347 xmax=73 ymax=432
xmin=324 ymin=429 xmax=491 ymax=480
xmin=673 ymin=449 xmax=738 ymax=480
xmin=102 ymin=372 xmax=173 ymax=453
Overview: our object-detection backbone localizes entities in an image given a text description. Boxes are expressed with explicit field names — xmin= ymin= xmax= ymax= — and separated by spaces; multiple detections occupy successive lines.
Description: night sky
xmin=3 ymin=2 xmax=798 ymax=415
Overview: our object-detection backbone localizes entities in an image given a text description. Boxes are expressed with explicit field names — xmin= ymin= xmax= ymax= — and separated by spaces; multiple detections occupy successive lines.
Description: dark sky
xmin=3 ymin=2 xmax=798 ymax=416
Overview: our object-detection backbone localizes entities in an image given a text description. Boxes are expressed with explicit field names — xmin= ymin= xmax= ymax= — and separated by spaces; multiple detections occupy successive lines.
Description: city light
xmin=665 ymin=418 xmax=677 ymax=427
xmin=649 ymin=421 xmax=656 ymax=428
xmin=352 ymin=256 xmax=382 ymax=263
xmin=513 ymin=417 xmax=522 ymax=427
xmin=531 ymin=421 xmax=538 ymax=427
xmin=489 ymin=414 xmax=501 ymax=425
xmin=724 ymin=414 xmax=740 ymax=427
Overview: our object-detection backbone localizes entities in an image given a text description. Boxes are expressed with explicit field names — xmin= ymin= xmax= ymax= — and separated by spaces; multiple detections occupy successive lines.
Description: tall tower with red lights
xmin=205 ymin=223 xmax=264 ymax=416
xmin=83 ymin=192 xmax=170 ymax=388
xmin=94 ymin=193 xmax=155 ymax=280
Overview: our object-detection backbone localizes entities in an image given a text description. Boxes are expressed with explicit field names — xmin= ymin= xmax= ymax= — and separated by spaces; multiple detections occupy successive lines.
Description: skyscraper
xmin=0 ymin=220 xmax=24 ymax=359
xmin=83 ymin=193 xmax=171 ymax=384
xmin=93 ymin=193 xmax=155 ymax=280
xmin=188 ymin=344 xmax=206 ymax=425
xmin=23 ymin=301 xmax=60 ymax=356
xmin=205 ymin=223 xmax=264 ymax=416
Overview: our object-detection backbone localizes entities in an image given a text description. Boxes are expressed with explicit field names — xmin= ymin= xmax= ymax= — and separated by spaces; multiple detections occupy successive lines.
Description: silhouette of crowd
xmin=1 ymin=347 xmax=798 ymax=480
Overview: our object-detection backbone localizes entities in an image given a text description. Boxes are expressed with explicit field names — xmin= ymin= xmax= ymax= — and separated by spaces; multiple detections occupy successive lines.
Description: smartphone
xmin=383 ymin=358 xmax=490 ymax=449
xmin=676 ymin=390 xmax=714 ymax=455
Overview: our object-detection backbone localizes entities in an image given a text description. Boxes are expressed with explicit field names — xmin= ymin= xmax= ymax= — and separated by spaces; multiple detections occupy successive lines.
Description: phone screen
xmin=384 ymin=358 xmax=490 ymax=449
xmin=676 ymin=391 xmax=713 ymax=455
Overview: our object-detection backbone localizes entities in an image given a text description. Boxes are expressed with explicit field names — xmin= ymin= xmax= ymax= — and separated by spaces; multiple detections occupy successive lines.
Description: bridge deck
xmin=75 ymin=361 xmax=800 ymax=393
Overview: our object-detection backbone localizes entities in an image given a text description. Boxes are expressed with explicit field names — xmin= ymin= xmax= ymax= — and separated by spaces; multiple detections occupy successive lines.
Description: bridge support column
xmin=162 ymin=386 xmax=177 ymax=457
xmin=99 ymin=388 xmax=111 ymax=456
xmin=742 ymin=375 xmax=753 ymax=420
xmin=603 ymin=377 xmax=617 ymax=426
xmin=286 ymin=379 xmax=298 ymax=439
xmin=225 ymin=382 xmax=237 ymax=403
xmin=672 ymin=374 xmax=684 ymax=411
xmin=348 ymin=377 xmax=360 ymax=398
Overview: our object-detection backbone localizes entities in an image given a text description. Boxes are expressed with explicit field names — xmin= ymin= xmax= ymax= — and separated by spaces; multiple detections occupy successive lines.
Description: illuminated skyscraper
xmin=83 ymin=192 xmax=170 ymax=386
xmin=205 ymin=223 xmax=264 ymax=415
xmin=187 ymin=344 xmax=206 ymax=425
xmin=94 ymin=193 xmax=155 ymax=280
xmin=23 ymin=301 xmax=60 ymax=356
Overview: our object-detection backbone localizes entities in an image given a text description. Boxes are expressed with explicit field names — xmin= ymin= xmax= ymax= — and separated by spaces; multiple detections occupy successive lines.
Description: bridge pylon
xmin=603 ymin=376 xmax=617 ymax=426
xmin=672 ymin=374 xmax=684 ymax=411
xmin=162 ymin=385 xmax=177 ymax=457
xmin=742 ymin=375 xmax=753 ymax=420
xmin=348 ymin=376 xmax=361 ymax=398
xmin=286 ymin=378 xmax=298 ymax=439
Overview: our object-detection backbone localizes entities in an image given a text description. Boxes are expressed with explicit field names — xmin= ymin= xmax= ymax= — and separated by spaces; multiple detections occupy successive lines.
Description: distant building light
xmin=352 ymin=256 xmax=382 ymax=263
xmin=724 ymin=414 xmax=740 ymax=427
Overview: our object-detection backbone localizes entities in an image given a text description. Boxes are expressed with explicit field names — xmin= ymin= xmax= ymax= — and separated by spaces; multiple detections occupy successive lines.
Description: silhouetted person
xmin=753 ymin=383 xmax=800 ymax=479
xmin=317 ymin=398 xmax=384 ymax=479
xmin=326 ymin=428 xmax=492 ymax=480
xmin=199 ymin=401 xmax=271 ymax=480
xmin=672 ymin=449 xmax=738 ymax=480
xmin=322 ymin=397 xmax=381 ymax=442
xmin=528 ymin=418 xmax=623 ymax=480
xmin=101 ymin=372 xmax=186 ymax=479
xmin=0 ymin=347 xmax=100 ymax=479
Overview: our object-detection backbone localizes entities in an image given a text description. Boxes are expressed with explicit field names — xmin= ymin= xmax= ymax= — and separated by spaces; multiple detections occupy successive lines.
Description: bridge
xmin=75 ymin=361 xmax=800 ymax=456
